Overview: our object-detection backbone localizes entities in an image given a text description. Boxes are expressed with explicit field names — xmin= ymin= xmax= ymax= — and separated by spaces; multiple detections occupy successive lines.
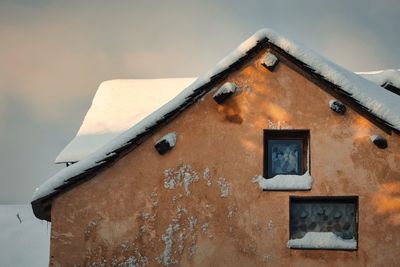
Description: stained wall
xmin=49 ymin=48 xmax=400 ymax=266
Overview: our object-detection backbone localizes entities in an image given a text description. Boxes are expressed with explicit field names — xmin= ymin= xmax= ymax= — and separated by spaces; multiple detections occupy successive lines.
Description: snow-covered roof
xmin=56 ymin=78 xmax=196 ymax=163
xmin=57 ymin=70 xmax=398 ymax=163
xmin=58 ymin=71 xmax=398 ymax=163
xmin=32 ymin=28 xmax=400 ymax=221
xmin=356 ymin=69 xmax=400 ymax=89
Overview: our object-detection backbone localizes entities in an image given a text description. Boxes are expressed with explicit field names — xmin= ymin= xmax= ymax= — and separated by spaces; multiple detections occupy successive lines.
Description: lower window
xmin=288 ymin=196 xmax=358 ymax=250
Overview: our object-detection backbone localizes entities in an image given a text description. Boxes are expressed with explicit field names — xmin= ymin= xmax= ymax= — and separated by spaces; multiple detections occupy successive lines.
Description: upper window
xmin=264 ymin=130 xmax=309 ymax=178
xmin=288 ymin=196 xmax=358 ymax=250
xmin=253 ymin=130 xmax=312 ymax=191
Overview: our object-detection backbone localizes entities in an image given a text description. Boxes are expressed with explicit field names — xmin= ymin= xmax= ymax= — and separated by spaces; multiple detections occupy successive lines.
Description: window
xmin=264 ymin=130 xmax=309 ymax=178
xmin=255 ymin=130 xmax=312 ymax=190
xmin=288 ymin=196 xmax=358 ymax=250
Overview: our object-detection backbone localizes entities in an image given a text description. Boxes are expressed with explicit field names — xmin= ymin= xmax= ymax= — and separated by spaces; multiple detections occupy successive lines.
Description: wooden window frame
xmin=263 ymin=129 xmax=310 ymax=178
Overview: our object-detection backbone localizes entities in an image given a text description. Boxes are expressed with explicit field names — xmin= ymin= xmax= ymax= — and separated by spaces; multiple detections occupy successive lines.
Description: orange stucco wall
xmin=49 ymin=49 xmax=400 ymax=266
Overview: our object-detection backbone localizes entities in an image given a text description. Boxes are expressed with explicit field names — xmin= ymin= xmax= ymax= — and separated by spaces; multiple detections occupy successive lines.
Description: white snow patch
xmin=287 ymin=232 xmax=357 ymax=250
xmin=252 ymin=172 xmax=313 ymax=190
xmin=213 ymin=82 xmax=239 ymax=98
xmin=0 ymin=205 xmax=50 ymax=267
xmin=263 ymin=52 xmax=278 ymax=67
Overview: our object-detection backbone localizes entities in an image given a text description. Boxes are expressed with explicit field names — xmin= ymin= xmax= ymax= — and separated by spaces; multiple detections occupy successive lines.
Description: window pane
xmin=290 ymin=199 xmax=357 ymax=240
xmin=268 ymin=140 xmax=302 ymax=177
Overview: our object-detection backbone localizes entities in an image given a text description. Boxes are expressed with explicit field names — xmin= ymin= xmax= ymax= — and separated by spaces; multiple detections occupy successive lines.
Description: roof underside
xmin=32 ymin=29 xmax=400 ymax=221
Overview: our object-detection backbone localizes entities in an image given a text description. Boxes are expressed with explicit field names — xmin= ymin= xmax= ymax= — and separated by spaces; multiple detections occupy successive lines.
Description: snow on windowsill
xmin=287 ymin=232 xmax=357 ymax=250
xmin=252 ymin=172 xmax=313 ymax=190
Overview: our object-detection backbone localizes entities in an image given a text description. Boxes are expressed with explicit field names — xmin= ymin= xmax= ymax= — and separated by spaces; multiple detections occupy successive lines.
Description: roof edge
xmin=31 ymin=36 xmax=270 ymax=221
xmin=32 ymin=28 xmax=400 ymax=221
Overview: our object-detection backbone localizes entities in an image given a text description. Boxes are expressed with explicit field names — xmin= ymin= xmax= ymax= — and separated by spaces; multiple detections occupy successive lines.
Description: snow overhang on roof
xmin=356 ymin=69 xmax=400 ymax=88
xmin=356 ymin=69 xmax=400 ymax=95
xmin=56 ymin=78 xmax=196 ymax=163
xmin=32 ymin=28 xmax=400 ymax=221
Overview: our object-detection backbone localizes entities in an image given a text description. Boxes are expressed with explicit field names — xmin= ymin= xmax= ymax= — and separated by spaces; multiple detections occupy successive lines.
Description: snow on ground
xmin=55 ymin=78 xmax=196 ymax=163
xmin=0 ymin=205 xmax=50 ymax=267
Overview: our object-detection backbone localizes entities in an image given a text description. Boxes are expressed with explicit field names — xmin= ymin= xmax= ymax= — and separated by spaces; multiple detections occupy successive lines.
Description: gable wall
xmin=49 ymin=49 xmax=400 ymax=266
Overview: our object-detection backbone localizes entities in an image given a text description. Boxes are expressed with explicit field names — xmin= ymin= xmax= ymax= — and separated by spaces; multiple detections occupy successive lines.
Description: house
xmin=32 ymin=29 xmax=400 ymax=266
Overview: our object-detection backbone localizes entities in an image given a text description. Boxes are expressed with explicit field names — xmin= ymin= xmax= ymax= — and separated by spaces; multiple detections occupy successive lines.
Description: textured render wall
xmin=50 ymin=50 xmax=400 ymax=266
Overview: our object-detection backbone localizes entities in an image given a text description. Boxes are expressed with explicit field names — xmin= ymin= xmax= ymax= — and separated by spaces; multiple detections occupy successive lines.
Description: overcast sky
xmin=0 ymin=0 xmax=399 ymax=204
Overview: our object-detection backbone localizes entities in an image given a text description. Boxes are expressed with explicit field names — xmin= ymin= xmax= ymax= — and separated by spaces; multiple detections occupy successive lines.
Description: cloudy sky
xmin=1 ymin=0 xmax=399 ymax=204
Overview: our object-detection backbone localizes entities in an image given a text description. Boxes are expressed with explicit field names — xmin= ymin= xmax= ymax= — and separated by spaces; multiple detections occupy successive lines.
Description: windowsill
xmin=252 ymin=172 xmax=313 ymax=191
xmin=287 ymin=232 xmax=357 ymax=250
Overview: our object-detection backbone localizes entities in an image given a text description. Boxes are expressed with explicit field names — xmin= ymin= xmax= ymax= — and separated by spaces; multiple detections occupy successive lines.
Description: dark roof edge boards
xmin=32 ymin=35 xmax=399 ymax=221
